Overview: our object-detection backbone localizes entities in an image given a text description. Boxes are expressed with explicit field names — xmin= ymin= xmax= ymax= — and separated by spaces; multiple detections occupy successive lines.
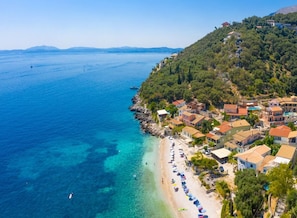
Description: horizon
xmin=1 ymin=0 xmax=297 ymax=50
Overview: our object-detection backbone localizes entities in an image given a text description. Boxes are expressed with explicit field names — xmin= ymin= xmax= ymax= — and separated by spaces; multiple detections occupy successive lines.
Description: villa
xmin=235 ymin=145 xmax=271 ymax=171
xmin=269 ymin=125 xmax=297 ymax=146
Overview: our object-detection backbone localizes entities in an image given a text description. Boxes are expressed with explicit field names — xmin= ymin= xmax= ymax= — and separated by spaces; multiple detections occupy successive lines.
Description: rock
xmin=129 ymin=94 xmax=163 ymax=137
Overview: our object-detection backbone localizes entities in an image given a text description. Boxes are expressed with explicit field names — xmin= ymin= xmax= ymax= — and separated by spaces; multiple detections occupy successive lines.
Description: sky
xmin=0 ymin=0 xmax=297 ymax=50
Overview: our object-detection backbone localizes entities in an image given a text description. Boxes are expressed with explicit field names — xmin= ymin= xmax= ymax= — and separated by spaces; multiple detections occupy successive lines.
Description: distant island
xmin=0 ymin=45 xmax=182 ymax=53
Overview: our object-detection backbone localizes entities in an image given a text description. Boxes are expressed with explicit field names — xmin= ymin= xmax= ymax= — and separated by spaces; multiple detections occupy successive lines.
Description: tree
xmin=165 ymin=104 xmax=178 ymax=118
xmin=287 ymin=189 xmax=297 ymax=218
xmin=267 ymin=163 xmax=294 ymax=198
xmin=234 ymin=169 xmax=267 ymax=218
xmin=288 ymin=122 xmax=297 ymax=131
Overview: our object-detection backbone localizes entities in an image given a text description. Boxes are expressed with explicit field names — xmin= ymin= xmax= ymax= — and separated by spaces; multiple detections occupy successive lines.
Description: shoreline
xmin=130 ymin=94 xmax=222 ymax=217
xmin=158 ymin=137 xmax=222 ymax=218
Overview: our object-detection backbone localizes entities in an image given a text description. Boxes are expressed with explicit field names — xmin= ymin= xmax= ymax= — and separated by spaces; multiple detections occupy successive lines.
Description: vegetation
xmin=234 ymin=169 xmax=267 ymax=218
xmin=216 ymin=180 xmax=231 ymax=199
xmin=191 ymin=152 xmax=218 ymax=171
xmin=140 ymin=12 xmax=297 ymax=108
xmin=253 ymin=135 xmax=280 ymax=155
xmin=266 ymin=163 xmax=294 ymax=198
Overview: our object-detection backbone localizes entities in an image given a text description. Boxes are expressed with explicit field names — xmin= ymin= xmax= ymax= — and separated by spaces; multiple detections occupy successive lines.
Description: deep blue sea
xmin=0 ymin=51 xmax=172 ymax=218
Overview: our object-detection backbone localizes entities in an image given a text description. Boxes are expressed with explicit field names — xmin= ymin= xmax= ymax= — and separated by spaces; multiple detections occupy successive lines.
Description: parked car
xmin=219 ymin=166 xmax=224 ymax=172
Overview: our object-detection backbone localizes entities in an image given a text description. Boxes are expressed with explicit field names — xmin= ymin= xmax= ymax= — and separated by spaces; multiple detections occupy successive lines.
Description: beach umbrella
xmin=197 ymin=205 xmax=203 ymax=210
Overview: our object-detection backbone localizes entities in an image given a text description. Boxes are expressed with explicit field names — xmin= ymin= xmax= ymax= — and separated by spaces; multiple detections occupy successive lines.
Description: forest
xmin=139 ymin=12 xmax=297 ymax=110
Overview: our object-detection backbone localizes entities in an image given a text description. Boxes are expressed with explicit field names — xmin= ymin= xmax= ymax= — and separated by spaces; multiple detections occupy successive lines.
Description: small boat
xmin=130 ymin=86 xmax=139 ymax=90
xmin=68 ymin=192 xmax=73 ymax=199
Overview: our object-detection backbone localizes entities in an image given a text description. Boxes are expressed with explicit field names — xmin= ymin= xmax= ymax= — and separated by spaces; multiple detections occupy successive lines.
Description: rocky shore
xmin=129 ymin=93 xmax=164 ymax=137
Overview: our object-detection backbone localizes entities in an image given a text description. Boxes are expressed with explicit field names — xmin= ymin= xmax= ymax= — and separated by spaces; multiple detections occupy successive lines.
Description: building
xmin=181 ymin=126 xmax=205 ymax=143
xmin=260 ymin=145 xmax=297 ymax=173
xmin=181 ymin=111 xmax=205 ymax=128
xmin=172 ymin=99 xmax=186 ymax=108
xmin=206 ymin=119 xmax=251 ymax=148
xmin=224 ymin=104 xmax=248 ymax=120
xmin=157 ymin=109 xmax=169 ymax=122
xmin=269 ymin=125 xmax=297 ymax=146
xmin=265 ymin=106 xmax=284 ymax=126
xmin=274 ymin=144 xmax=297 ymax=166
xmin=225 ymin=129 xmax=262 ymax=153
xmin=235 ymin=145 xmax=271 ymax=171
xmin=222 ymin=22 xmax=230 ymax=27
xmin=277 ymin=96 xmax=297 ymax=112
xmin=210 ymin=148 xmax=232 ymax=164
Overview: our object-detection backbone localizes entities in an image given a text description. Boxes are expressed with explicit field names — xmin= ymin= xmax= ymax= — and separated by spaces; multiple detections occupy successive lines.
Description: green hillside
xmin=140 ymin=12 xmax=297 ymax=110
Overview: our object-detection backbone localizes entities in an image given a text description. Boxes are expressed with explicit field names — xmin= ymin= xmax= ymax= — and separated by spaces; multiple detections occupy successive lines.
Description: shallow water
xmin=0 ymin=51 xmax=172 ymax=218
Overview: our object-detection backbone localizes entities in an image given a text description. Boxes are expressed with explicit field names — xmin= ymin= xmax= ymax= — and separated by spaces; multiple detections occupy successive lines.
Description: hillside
xmin=139 ymin=12 xmax=297 ymax=110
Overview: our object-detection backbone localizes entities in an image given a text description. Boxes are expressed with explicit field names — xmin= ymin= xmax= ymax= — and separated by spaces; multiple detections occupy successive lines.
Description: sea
xmin=0 ymin=50 xmax=173 ymax=218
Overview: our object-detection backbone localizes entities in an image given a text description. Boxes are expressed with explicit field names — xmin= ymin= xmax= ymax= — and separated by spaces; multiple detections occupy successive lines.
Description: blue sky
xmin=0 ymin=0 xmax=296 ymax=50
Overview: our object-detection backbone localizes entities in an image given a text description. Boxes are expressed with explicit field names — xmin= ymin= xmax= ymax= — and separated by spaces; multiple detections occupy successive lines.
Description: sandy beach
xmin=158 ymin=137 xmax=222 ymax=218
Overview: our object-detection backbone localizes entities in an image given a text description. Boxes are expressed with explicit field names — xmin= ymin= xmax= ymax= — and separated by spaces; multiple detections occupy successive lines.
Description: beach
xmin=158 ymin=136 xmax=222 ymax=218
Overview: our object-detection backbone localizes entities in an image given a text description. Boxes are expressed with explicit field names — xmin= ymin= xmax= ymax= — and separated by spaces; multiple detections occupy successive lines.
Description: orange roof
xmin=231 ymin=119 xmax=250 ymax=128
xmin=182 ymin=126 xmax=199 ymax=136
xmin=224 ymin=104 xmax=237 ymax=110
xmin=269 ymin=106 xmax=283 ymax=112
xmin=276 ymin=144 xmax=296 ymax=160
xmin=238 ymin=108 xmax=248 ymax=116
xmin=269 ymin=125 xmax=291 ymax=137
xmin=235 ymin=145 xmax=271 ymax=164
xmin=170 ymin=119 xmax=183 ymax=126
xmin=218 ymin=122 xmax=232 ymax=133
xmin=193 ymin=132 xmax=205 ymax=139
xmin=172 ymin=99 xmax=185 ymax=106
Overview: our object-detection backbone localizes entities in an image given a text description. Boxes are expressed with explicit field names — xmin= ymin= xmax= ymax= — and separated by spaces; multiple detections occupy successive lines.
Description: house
xmin=277 ymin=96 xmax=297 ymax=112
xmin=265 ymin=106 xmax=284 ymax=126
xmin=235 ymin=145 xmax=271 ymax=171
xmin=157 ymin=109 xmax=169 ymax=122
xmin=210 ymin=148 xmax=232 ymax=164
xmin=224 ymin=104 xmax=248 ymax=120
xmin=269 ymin=125 xmax=297 ymax=146
xmin=168 ymin=118 xmax=183 ymax=129
xmin=222 ymin=22 xmax=230 ymax=27
xmin=181 ymin=111 xmax=205 ymax=128
xmin=206 ymin=119 xmax=251 ymax=148
xmin=274 ymin=144 xmax=297 ymax=166
xmin=178 ymin=105 xmax=188 ymax=117
xmin=225 ymin=129 xmax=262 ymax=153
xmin=172 ymin=99 xmax=186 ymax=108
xmin=187 ymin=100 xmax=206 ymax=113
xmin=260 ymin=145 xmax=297 ymax=173
xmin=181 ymin=126 xmax=205 ymax=143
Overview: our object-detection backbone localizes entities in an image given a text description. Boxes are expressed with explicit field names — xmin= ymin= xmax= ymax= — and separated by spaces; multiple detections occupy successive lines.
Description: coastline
xmin=130 ymin=94 xmax=222 ymax=218
xmin=158 ymin=137 xmax=222 ymax=218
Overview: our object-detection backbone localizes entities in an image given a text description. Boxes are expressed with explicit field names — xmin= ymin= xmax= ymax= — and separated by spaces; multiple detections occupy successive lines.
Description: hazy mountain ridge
xmin=276 ymin=5 xmax=297 ymax=14
xmin=0 ymin=45 xmax=182 ymax=53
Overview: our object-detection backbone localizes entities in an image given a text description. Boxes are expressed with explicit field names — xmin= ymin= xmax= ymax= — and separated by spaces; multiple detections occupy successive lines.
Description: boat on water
xmin=130 ymin=86 xmax=139 ymax=90
xmin=68 ymin=192 xmax=73 ymax=199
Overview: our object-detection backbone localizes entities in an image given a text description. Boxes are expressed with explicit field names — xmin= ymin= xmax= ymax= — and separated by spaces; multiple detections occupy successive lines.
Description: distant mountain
xmin=25 ymin=45 xmax=60 ymax=51
xmin=21 ymin=46 xmax=182 ymax=53
xmin=276 ymin=5 xmax=297 ymax=14
xmin=66 ymin=46 xmax=182 ymax=53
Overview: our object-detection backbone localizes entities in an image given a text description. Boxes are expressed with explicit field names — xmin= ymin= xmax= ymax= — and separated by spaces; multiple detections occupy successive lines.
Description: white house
xmin=234 ymin=145 xmax=271 ymax=171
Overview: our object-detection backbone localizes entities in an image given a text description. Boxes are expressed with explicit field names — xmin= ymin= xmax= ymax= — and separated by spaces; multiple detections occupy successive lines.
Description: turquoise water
xmin=0 ymin=51 xmax=171 ymax=218
xmin=247 ymin=106 xmax=261 ymax=111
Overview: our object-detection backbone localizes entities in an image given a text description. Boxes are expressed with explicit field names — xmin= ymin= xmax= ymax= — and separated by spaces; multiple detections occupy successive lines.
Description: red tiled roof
xmin=224 ymin=104 xmax=237 ymax=110
xmin=218 ymin=122 xmax=232 ymax=133
xmin=172 ymin=99 xmax=185 ymax=106
xmin=269 ymin=106 xmax=283 ymax=112
xmin=269 ymin=125 xmax=291 ymax=137
xmin=238 ymin=108 xmax=248 ymax=116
